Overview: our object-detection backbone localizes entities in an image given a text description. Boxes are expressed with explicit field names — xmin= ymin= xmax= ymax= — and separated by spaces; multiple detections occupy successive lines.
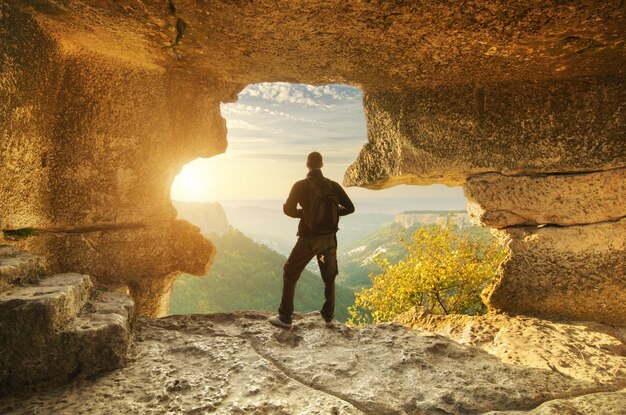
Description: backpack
xmin=304 ymin=178 xmax=340 ymax=235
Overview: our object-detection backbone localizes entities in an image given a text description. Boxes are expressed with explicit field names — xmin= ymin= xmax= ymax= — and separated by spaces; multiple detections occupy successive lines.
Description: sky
xmin=170 ymin=83 xmax=466 ymax=208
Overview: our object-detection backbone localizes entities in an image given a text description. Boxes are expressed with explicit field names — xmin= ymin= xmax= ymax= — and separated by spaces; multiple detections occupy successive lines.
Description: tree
xmin=347 ymin=223 xmax=507 ymax=325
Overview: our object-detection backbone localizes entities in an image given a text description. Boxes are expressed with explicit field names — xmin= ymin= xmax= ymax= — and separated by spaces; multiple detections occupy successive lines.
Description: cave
xmin=1 ymin=1 xmax=624 ymax=411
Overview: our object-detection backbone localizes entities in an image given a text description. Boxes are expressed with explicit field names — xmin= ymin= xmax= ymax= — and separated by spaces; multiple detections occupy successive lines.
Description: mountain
xmin=337 ymin=222 xmax=407 ymax=290
xmin=221 ymin=203 xmax=394 ymax=256
xmin=169 ymin=229 xmax=355 ymax=321
xmin=173 ymin=201 xmax=229 ymax=235
xmin=222 ymin=204 xmax=298 ymax=255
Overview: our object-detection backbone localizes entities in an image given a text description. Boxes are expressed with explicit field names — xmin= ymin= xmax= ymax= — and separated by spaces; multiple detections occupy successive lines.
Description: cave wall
xmin=1 ymin=0 xmax=624 ymax=321
xmin=466 ymin=171 xmax=625 ymax=325
xmin=0 ymin=2 xmax=226 ymax=316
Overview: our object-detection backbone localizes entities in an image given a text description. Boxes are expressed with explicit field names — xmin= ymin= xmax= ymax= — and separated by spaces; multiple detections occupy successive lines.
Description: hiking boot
xmin=324 ymin=319 xmax=338 ymax=328
xmin=269 ymin=315 xmax=292 ymax=329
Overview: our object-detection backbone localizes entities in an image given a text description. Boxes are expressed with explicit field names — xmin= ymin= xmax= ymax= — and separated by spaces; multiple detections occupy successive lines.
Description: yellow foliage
xmin=347 ymin=223 xmax=507 ymax=325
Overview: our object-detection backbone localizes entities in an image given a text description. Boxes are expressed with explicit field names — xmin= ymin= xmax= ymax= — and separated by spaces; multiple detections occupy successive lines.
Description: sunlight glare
xmin=170 ymin=158 xmax=216 ymax=202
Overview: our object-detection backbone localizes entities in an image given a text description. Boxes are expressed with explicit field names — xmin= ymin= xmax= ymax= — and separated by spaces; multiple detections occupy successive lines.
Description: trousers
xmin=278 ymin=233 xmax=338 ymax=324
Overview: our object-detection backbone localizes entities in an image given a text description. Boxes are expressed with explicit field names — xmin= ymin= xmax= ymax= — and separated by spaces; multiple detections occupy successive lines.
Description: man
xmin=269 ymin=152 xmax=355 ymax=329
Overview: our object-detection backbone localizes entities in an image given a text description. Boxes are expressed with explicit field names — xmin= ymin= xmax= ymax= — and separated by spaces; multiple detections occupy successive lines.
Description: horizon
xmin=173 ymin=196 xmax=468 ymax=215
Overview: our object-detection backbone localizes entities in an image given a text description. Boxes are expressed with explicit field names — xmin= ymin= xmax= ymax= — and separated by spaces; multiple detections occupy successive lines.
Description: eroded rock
xmin=1 ymin=312 xmax=624 ymax=414
xmin=465 ymin=169 xmax=626 ymax=228
xmin=5 ymin=220 xmax=214 ymax=317
xmin=486 ymin=389 xmax=626 ymax=415
xmin=344 ymin=82 xmax=626 ymax=188
xmin=396 ymin=307 xmax=626 ymax=385
xmin=0 ymin=271 xmax=134 ymax=394
xmin=485 ymin=219 xmax=626 ymax=325
xmin=0 ymin=245 xmax=45 ymax=289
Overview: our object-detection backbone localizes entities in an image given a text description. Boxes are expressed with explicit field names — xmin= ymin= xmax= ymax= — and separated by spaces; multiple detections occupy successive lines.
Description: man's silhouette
xmin=269 ymin=152 xmax=355 ymax=329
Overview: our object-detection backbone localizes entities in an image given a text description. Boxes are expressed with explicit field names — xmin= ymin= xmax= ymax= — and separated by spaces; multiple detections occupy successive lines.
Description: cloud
xmin=227 ymin=119 xmax=283 ymax=133
xmin=304 ymin=84 xmax=357 ymax=101
xmin=221 ymin=102 xmax=323 ymax=124
xmin=239 ymin=82 xmax=359 ymax=109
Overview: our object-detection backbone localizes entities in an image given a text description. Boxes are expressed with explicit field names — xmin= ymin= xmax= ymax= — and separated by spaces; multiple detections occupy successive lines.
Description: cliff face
xmin=1 ymin=0 xmax=624 ymax=321
xmin=173 ymin=202 xmax=230 ymax=236
xmin=394 ymin=211 xmax=473 ymax=229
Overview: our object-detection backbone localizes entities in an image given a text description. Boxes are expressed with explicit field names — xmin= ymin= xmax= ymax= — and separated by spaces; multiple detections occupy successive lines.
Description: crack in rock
xmin=248 ymin=339 xmax=379 ymax=415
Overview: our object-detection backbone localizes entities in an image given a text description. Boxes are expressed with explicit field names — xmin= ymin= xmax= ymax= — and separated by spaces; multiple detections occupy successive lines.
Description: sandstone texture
xmin=463 ymin=162 xmax=625 ymax=325
xmin=397 ymin=307 xmax=626 ymax=385
xmin=0 ymin=252 xmax=135 ymax=394
xmin=0 ymin=245 xmax=45 ymax=289
xmin=465 ymin=169 xmax=626 ymax=228
xmin=397 ymin=308 xmax=626 ymax=414
xmin=344 ymin=80 xmax=625 ymax=188
xmin=485 ymin=219 xmax=626 ymax=325
xmin=1 ymin=311 xmax=624 ymax=414
xmin=487 ymin=389 xmax=626 ymax=415
xmin=1 ymin=1 xmax=624 ymax=319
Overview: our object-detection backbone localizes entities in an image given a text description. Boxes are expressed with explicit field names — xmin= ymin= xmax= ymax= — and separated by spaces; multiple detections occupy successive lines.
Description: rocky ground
xmin=1 ymin=311 xmax=625 ymax=415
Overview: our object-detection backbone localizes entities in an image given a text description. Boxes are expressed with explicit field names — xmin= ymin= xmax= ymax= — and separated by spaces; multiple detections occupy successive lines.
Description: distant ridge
xmin=173 ymin=201 xmax=230 ymax=235
xmin=397 ymin=210 xmax=466 ymax=214
xmin=394 ymin=210 xmax=473 ymax=228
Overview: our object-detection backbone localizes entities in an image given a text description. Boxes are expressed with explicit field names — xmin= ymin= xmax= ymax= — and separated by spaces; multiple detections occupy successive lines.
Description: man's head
xmin=306 ymin=152 xmax=323 ymax=170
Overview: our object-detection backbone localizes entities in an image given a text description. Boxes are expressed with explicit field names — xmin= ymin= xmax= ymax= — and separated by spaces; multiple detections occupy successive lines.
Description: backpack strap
xmin=307 ymin=176 xmax=333 ymax=193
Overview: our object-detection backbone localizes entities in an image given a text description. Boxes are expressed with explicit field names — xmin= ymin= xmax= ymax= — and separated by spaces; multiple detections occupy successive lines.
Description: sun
xmin=170 ymin=158 xmax=216 ymax=202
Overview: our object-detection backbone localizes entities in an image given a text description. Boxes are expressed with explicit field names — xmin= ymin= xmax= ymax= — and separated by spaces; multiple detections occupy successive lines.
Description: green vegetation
xmin=337 ymin=222 xmax=494 ymax=291
xmin=2 ymin=228 xmax=38 ymax=239
xmin=169 ymin=229 xmax=355 ymax=321
xmin=347 ymin=223 xmax=507 ymax=325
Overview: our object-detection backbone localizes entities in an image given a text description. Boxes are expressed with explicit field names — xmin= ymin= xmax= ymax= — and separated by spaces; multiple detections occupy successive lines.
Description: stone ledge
xmin=0 ymin=271 xmax=134 ymax=395
xmin=6 ymin=219 xmax=214 ymax=317
xmin=0 ymin=245 xmax=45 ymax=288
xmin=2 ymin=312 xmax=624 ymax=414
xmin=0 ymin=273 xmax=92 ymax=331
xmin=465 ymin=169 xmax=626 ymax=228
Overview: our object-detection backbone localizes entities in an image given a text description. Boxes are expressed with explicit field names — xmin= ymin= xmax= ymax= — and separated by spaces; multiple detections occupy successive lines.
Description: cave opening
xmin=167 ymin=82 xmax=482 ymax=323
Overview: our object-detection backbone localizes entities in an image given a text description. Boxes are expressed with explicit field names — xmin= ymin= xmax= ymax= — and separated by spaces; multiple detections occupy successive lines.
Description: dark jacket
xmin=283 ymin=169 xmax=355 ymax=237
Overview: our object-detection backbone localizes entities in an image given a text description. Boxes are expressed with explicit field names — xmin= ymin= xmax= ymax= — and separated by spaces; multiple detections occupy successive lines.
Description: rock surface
xmin=487 ymin=389 xmax=626 ymax=415
xmin=465 ymin=169 xmax=626 ymax=228
xmin=396 ymin=307 xmax=626 ymax=385
xmin=344 ymin=81 xmax=626 ymax=188
xmin=0 ymin=245 xmax=45 ymax=289
xmin=485 ymin=219 xmax=626 ymax=325
xmin=0 ymin=270 xmax=134 ymax=394
xmin=5 ymin=220 xmax=214 ymax=317
xmin=1 ymin=311 xmax=624 ymax=414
